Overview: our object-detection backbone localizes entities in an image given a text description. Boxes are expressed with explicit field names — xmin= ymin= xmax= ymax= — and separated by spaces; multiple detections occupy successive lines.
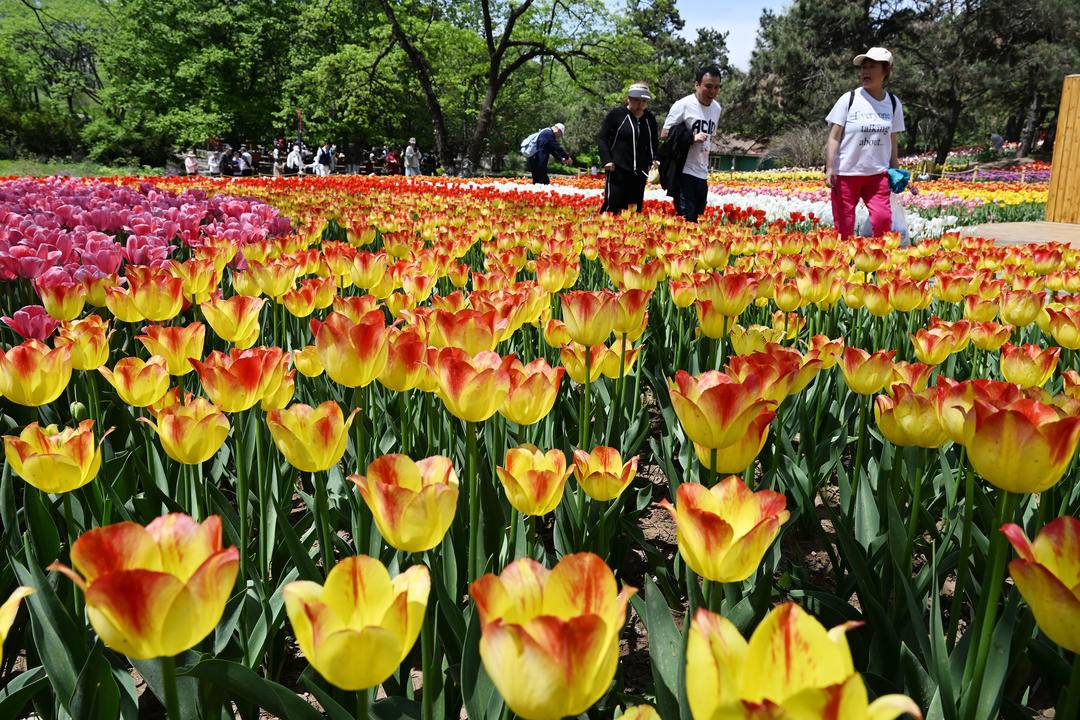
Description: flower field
xmin=0 ymin=174 xmax=1078 ymax=720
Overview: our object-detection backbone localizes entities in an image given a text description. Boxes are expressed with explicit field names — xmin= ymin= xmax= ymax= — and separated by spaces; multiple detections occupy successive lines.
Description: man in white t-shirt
xmin=661 ymin=65 xmax=722 ymax=222
xmin=824 ymin=46 xmax=906 ymax=238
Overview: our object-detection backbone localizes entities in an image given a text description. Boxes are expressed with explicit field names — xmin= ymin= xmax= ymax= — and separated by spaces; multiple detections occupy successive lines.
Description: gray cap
xmin=552 ymin=123 xmax=565 ymax=134
xmin=627 ymin=83 xmax=652 ymax=100
xmin=409 ymin=137 xmax=417 ymax=144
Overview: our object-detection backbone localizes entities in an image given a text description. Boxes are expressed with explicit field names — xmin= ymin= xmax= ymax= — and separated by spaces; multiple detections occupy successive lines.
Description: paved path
xmin=959 ymin=221 xmax=1080 ymax=247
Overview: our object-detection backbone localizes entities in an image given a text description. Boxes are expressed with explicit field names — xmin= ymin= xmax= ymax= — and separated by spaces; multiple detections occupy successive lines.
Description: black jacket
xmin=658 ymin=122 xmax=693 ymax=198
xmin=597 ymin=106 xmax=659 ymax=175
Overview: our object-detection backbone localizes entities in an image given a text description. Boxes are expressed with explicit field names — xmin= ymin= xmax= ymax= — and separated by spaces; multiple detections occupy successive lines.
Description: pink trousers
xmin=830 ymin=173 xmax=891 ymax=239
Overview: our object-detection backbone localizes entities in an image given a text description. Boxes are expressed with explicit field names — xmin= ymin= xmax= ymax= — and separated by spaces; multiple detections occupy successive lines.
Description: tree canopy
xmin=0 ymin=0 xmax=1074 ymax=168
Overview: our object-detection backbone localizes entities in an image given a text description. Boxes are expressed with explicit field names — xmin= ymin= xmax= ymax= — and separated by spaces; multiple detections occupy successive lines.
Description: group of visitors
xmin=524 ymin=45 xmax=911 ymax=240
xmin=185 ymin=145 xmax=258 ymax=177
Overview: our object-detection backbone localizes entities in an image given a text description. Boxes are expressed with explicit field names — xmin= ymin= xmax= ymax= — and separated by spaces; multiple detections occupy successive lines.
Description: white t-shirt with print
xmin=663 ymin=94 xmax=721 ymax=180
xmin=826 ymin=88 xmax=905 ymax=176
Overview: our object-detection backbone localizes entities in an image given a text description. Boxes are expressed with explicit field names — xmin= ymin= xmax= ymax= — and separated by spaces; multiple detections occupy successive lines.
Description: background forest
xmin=1 ymin=0 xmax=1077 ymax=170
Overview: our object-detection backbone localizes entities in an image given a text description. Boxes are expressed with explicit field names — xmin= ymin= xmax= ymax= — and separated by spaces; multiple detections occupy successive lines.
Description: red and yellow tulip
xmin=266 ymin=401 xmax=357 ymax=473
xmin=352 ymin=454 xmax=459 ymax=552
xmin=0 ymin=339 xmax=72 ymax=406
xmin=50 ymin=514 xmax=239 ymax=659
xmin=571 ymin=446 xmax=639 ymax=501
xmin=283 ymin=556 xmax=429 ymax=690
xmin=495 ymin=445 xmax=572 ymax=516
xmin=98 ymin=355 xmax=170 ymax=407
xmin=469 ymin=553 xmax=635 ymax=720
xmin=687 ymin=603 xmax=921 ymax=720
xmin=1002 ymin=516 xmax=1080 ymax=652
xmin=4 ymin=420 xmax=108 ymax=493
xmin=141 ymin=394 xmax=229 ymax=465
xmin=660 ymin=476 xmax=788 ymax=582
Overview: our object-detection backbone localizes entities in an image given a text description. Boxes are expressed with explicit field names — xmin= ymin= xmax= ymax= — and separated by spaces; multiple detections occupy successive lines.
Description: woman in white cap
xmin=597 ymin=82 xmax=659 ymax=213
xmin=824 ymin=47 xmax=905 ymax=239
xmin=404 ymin=137 xmax=422 ymax=177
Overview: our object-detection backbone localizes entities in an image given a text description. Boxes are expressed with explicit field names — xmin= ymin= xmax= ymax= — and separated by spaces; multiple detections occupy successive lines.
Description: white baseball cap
xmin=408 ymin=137 xmax=417 ymax=144
xmin=552 ymin=123 xmax=565 ymax=134
xmin=853 ymin=47 xmax=893 ymax=66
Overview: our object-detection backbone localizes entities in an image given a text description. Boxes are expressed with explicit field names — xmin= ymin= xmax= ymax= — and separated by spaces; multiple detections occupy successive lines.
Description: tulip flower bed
xmin=2 ymin=174 xmax=1080 ymax=720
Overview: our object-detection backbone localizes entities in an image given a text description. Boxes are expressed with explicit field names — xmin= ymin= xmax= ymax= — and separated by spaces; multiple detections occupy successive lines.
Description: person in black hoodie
xmin=597 ymin=83 xmax=659 ymax=213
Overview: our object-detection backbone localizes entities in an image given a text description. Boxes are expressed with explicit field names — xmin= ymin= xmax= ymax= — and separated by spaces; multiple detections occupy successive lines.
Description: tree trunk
xmin=466 ymin=80 xmax=500 ymax=172
xmin=1016 ymin=88 xmax=1040 ymax=158
xmin=376 ymin=0 xmax=456 ymax=170
xmin=934 ymin=88 xmax=962 ymax=167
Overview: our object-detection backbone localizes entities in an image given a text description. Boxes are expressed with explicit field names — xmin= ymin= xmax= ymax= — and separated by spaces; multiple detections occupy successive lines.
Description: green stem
xmin=236 ymin=414 xmax=250 ymax=588
xmin=904 ymin=449 xmax=925 ymax=569
xmin=962 ymin=490 xmax=1018 ymax=720
xmin=356 ymin=689 xmax=369 ymax=720
xmin=255 ymin=418 xmax=268 ymax=580
xmin=421 ymin=590 xmax=434 ymax=720
xmin=1062 ymin=654 xmax=1080 ymax=720
xmin=467 ymin=420 xmax=481 ymax=581
xmin=314 ymin=471 xmax=334 ymax=577
xmin=847 ymin=395 xmax=870 ymax=516
xmin=581 ymin=352 xmax=592 ymax=450
xmin=948 ymin=458 xmax=975 ymax=649
xmin=62 ymin=493 xmax=82 ymax=619
xmin=160 ymin=655 xmax=181 ymax=720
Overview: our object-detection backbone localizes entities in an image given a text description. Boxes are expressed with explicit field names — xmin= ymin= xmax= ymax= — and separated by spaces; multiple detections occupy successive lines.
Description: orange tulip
xmin=50 ymin=514 xmax=239 ymax=659
xmin=613 ymin=289 xmax=651 ymax=335
xmin=807 ymin=334 xmax=844 ymax=369
xmin=98 ymin=355 xmax=169 ymax=407
xmin=1002 ymin=516 xmax=1080 ymax=652
xmin=141 ymin=394 xmax=229 ymax=465
xmin=429 ymin=309 xmax=501 ymax=355
xmin=54 ymin=315 xmax=110 ymax=371
xmin=126 ymin=266 xmax=184 ymax=322
xmin=839 ymin=347 xmax=896 ymax=395
xmin=4 ymin=419 xmax=109 ymax=493
xmin=571 ymin=446 xmax=639 ymax=501
xmin=687 ymin=603 xmax=921 ymax=720
xmin=137 ymin=322 xmax=206 ymax=376
xmin=501 ymin=358 xmax=564 ymax=426
xmin=668 ymin=370 xmax=772 ymax=450
xmin=696 ymin=271 xmax=758 ymax=317
xmin=692 ymin=404 xmax=774 ymax=475
xmin=495 ymin=445 xmax=571 ymax=516
xmin=190 ymin=347 xmax=289 ymax=413
xmin=266 ymin=401 xmax=357 ymax=472
xmin=660 ymin=476 xmax=788 ymax=582
xmin=999 ymin=289 xmax=1044 ymax=327
xmin=331 ymin=294 xmax=380 ymax=323
xmin=283 ymin=276 xmax=336 ymax=317
xmin=962 ymin=398 xmax=1080 ymax=493
xmin=1000 ymin=343 xmax=1059 ymax=388
xmin=313 ymin=310 xmax=389 ymax=389
xmin=293 ymin=345 xmax=325 ymax=378
xmin=352 ymin=454 xmax=459 ymax=552
xmin=200 ymin=294 xmax=265 ymax=349
xmin=377 ymin=329 xmax=427 ymax=392
xmin=969 ymin=321 xmax=1012 ymax=351
xmin=169 ymin=258 xmax=218 ymax=304
xmin=0 ymin=339 xmax=72 ymax=406
xmin=36 ymin=274 xmax=86 ymax=321
xmin=351 ymin=251 xmax=388 ymax=290
xmin=561 ymin=290 xmax=617 ymax=346
xmin=469 ymin=553 xmax=634 ymax=720
xmin=430 ymin=348 xmax=513 ymax=423
xmin=875 ymin=384 xmax=948 ymax=448
xmin=1046 ymin=307 xmax=1080 ymax=350
xmin=559 ymin=342 xmax=611 ymax=384
xmin=889 ymin=361 xmax=933 ymax=393
xmin=911 ymin=328 xmax=955 ymax=366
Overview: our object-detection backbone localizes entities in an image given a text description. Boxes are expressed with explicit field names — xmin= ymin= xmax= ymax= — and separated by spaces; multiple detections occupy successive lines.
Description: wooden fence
xmin=1047 ymin=74 xmax=1080 ymax=223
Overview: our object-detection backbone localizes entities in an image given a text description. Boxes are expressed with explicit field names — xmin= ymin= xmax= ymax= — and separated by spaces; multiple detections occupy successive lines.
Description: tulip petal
xmin=687 ymin=608 xmax=749 ymax=720
xmin=740 ymin=603 xmax=853 ymax=704
xmin=1029 ymin=515 xmax=1080 ymax=591
xmin=311 ymin=624 xmax=407 ymax=691
xmin=84 ymin=569 xmax=185 ymax=659
xmin=71 ymin=522 xmax=162 ymax=582
xmin=867 ymin=693 xmax=924 ymax=720
xmin=1008 ymin=558 xmax=1080 ymax=652
xmin=322 ymin=555 xmax=396 ymax=628
xmin=542 ymin=552 xmax=619 ymax=622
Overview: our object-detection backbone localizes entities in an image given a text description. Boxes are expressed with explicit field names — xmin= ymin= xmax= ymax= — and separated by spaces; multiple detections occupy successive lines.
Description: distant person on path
xmin=523 ymin=123 xmax=572 ymax=184
xmin=405 ymin=137 xmax=422 ymax=176
xmin=824 ymin=47 xmax=906 ymax=239
xmin=183 ymin=150 xmax=200 ymax=176
xmin=385 ymin=147 xmax=401 ymax=174
xmin=661 ymin=65 xmax=722 ymax=222
xmin=597 ymin=82 xmax=659 ymax=213
xmin=315 ymin=142 xmax=333 ymax=176
xmin=286 ymin=144 xmax=304 ymax=175
xmin=207 ymin=150 xmax=221 ymax=176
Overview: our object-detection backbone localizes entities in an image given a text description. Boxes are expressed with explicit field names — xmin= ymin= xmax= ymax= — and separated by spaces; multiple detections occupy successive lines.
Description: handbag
xmin=887 ymin=167 xmax=910 ymax=193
